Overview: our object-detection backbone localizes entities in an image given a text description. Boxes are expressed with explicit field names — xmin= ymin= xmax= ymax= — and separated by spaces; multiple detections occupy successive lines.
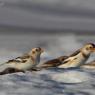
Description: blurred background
xmin=0 ymin=0 xmax=95 ymax=62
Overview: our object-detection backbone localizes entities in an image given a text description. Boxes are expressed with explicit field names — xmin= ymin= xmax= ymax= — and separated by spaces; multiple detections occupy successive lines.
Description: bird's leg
xmin=0 ymin=68 xmax=25 ymax=75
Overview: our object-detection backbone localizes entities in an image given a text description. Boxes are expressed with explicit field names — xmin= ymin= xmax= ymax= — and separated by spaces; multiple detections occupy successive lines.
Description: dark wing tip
xmin=69 ymin=49 xmax=80 ymax=57
xmin=41 ymin=59 xmax=62 ymax=68
xmin=58 ymin=56 xmax=68 ymax=61
xmin=6 ymin=59 xmax=14 ymax=63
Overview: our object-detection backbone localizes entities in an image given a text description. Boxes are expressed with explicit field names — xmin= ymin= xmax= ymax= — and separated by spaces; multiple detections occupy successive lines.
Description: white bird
xmin=0 ymin=47 xmax=44 ymax=75
xmin=58 ymin=43 xmax=95 ymax=68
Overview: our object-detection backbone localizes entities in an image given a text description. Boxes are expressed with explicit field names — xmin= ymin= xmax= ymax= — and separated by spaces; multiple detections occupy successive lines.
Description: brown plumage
xmin=0 ymin=68 xmax=25 ymax=75
xmin=58 ymin=56 xmax=69 ymax=61
xmin=69 ymin=49 xmax=80 ymax=57
xmin=39 ymin=56 xmax=68 ymax=69
xmin=6 ymin=54 xmax=30 ymax=64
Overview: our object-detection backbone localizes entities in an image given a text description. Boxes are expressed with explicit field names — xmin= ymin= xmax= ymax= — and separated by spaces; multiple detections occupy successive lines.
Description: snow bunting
xmin=80 ymin=60 xmax=95 ymax=69
xmin=0 ymin=47 xmax=44 ymax=74
xmin=39 ymin=56 xmax=68 ymax=69
xmin=58 ymin=43 xmax=95 ymax=68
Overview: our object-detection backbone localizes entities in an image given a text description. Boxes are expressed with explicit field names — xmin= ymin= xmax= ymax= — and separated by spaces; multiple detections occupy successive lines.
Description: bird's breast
xmin=9 ymin=62 xmax=32 ymax=70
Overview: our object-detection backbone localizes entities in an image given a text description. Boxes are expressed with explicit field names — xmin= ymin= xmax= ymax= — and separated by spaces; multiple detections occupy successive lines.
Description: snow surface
xmin=0 ymin=33 xmax=94 ymax=95
xmin=0 ymin=67 xmax=95 ymax=95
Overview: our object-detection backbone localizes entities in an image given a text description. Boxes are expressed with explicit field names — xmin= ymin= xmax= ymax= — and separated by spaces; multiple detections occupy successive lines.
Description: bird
xmin=0 ymin=47 xmax=44 ymax=75
xmin=80 ymin=60 xmax=95 ymax=69
xmin=38 ymin=56 xmax=68 ymax=69
xmin=58 ymin=43 xmax=95 ymax=68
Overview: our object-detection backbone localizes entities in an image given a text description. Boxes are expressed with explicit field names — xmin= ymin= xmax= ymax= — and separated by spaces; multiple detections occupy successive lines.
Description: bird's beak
xmin=91 ymin=48 xmax=95 ymax=52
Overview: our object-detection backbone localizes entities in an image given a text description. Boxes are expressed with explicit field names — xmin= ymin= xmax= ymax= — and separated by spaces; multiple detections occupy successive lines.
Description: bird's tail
xmin=0 ymin=62 xmax=6 ymax=67
xmin=0 ymin=62 xmax=9 ymax=72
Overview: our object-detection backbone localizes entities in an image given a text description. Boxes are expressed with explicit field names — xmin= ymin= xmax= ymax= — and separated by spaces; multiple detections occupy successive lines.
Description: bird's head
xmin=81 ymin=43 xmax=95 ymax=54
xmin=29 ymin=47 xmax=44 ymax=57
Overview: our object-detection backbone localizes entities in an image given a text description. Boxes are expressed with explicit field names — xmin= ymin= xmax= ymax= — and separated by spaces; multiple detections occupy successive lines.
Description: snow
xmin=0 ymin=33 xmax=94 ymax=95
xmin=51 ymin=70 xmax=91 ymax=83
xmin=0 ymin=68 xmax=94 ymax=95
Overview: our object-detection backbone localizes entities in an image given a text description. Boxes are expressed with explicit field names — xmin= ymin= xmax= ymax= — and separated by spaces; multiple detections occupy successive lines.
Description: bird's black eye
xmin=89 ymin=46 xmax=93 ymax=49
xmin=36 ymin=49 xmax=39 ymax=52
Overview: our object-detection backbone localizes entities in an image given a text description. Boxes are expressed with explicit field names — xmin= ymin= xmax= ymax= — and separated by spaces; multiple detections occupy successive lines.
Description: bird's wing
xmin=41 ymin=56 xmax=69 ymax=68
xmin=58 ymin=56 xmax=68 ymax=61
xmin=6 ymin=54 xmax=30 ymax=64
xmin=0 ymin=54 xmax=30 ymax=67
xmin=57 ymin=50 xmax=80 ymax=65
xmin=69 ymin=49 xmax=80 ymax=57
xmin=40 ymin=59 xmax=62 ymax=68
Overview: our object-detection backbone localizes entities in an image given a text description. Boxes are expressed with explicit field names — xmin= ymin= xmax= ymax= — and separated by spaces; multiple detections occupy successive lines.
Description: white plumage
xmin=0 ymin=47 xmax=44 ymax=73
xmin=58 ymin=43 xmax=95 ymax=68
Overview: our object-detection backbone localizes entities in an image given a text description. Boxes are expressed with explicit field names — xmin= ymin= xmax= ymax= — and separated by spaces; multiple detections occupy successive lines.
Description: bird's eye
xmin=35 ymin=49 xmax=39 ymax=52
xmin=89 ymin=46 xmax=93 ymax=49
